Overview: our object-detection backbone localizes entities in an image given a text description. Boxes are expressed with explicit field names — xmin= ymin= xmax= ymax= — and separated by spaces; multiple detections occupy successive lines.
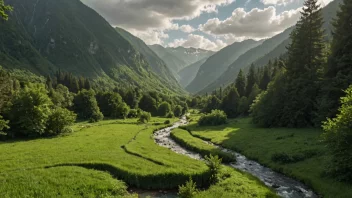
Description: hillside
xmin=178 ymin=58 xmax=208 ymax=88
xmin=0 ymin=0 xmax=184 ymax=94
xmin=186 ymin=39 xmax=263 ymax=93
xmin=149 ymin=45 xmax=214 ymax=78
xmin=197 ymin=0 xmax=342 ymax=94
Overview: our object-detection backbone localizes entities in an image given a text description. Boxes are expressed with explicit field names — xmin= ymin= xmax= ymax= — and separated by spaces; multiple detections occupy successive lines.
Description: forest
xmin=0 ymin=0 xmax=351 ymax=197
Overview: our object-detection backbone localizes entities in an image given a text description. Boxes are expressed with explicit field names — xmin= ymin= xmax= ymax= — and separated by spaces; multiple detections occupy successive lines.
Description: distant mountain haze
xmin=186 ymin=39 xmax=264 ymax=94
xmin=178 ymin=58 xmax=208 ymax=88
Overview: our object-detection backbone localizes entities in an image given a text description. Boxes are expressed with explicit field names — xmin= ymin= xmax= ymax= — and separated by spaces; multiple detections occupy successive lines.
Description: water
xmin=153 ymin=116 xmax=318 ymax=198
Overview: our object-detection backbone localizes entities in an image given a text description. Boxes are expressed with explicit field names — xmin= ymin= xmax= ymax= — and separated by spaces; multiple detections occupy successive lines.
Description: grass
xmin=184 ymin=112 xmax=352 ymax=198
xmin=171 ymin=128 xmax=236 ymax=163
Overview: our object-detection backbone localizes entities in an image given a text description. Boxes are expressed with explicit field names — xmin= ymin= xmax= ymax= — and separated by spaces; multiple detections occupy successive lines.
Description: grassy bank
xmin=170 ymin=128 xmax=236 ymax=163
xmin=184 ymin=113 xmax=352 ymax=198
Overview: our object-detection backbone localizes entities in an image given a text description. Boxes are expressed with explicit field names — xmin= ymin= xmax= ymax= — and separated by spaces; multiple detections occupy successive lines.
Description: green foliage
xmin=0 ymin=115 xmax=9 ymax=135
xmin=7 ymin=84 xmax=52 ymax=137
xmin=127 ymin=109 xmax=139 ymax=118
xmin=246 ymin=64 xmax=258 ymax=97
xmin=221 ymin=87 xmax=240 ymax=118
xmin=49 ymin=84 xmax=74 ymax=109
xmin=198 ymin=110 xmax=227 ymax=126
xmin=139 ymin=94 xmax=157 ymax=115
xmin=157 ymin=101 xmax=172 ymax=117
xmin=178 ymin=178 xmax=198 ymax=198
xmin=202 ymin=96 xmax=221 ymax=113
xmin=235 ymin=69 xmax=246 ymax=97
xmin=96 ymin=91 xmax=130 ymax=119
xmin=164 ymin=120 xmax=171 ymax=124
xmin=46 ymin=107 xmax=77 ymax=135
xmin=271 ymin=150 xmax=319 ymax=164
xmin=138 ymin=111 xmax=151 ymax=123
xmin=174 ymin=105 xmax=183 ymax=117
xmin=0 ymin=66 xmax=17 ymax=112
xmin=248 ymin=84 xmax=262 ymax=104
xmin=0 ymin=0 xmax=13 ymax=21
xmin=205 ymin=155 xmax=222 ymax=184
xmin=73 ymin=89 xmax=103 ymax=122
xmin=166 ymin=111 xmax=175 ymax=118
xmin=323 ymin=85 xmax=352 ymax=181
xmin=238 ymin=96 xmax=249 ymax=116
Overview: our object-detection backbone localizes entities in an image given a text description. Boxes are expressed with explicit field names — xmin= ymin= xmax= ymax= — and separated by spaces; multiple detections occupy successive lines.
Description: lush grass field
xmin=184 ymin=113 xmax=352 ymax=198
xmin=171 ymin=128 xmax=236 ymax=163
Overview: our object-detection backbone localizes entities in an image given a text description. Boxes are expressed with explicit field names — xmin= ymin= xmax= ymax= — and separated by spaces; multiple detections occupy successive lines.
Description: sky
xmin=81 ymin=0 xmax=333 ymax=51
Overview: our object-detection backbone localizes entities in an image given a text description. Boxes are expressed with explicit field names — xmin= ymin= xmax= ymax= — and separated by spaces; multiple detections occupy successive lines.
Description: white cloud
xmin=168 ymin=34 xmax=226 ymax=51
xmin=200 ymin=6 xmax=301 ymax=39
xmin=126 ymin=29 xmax=169 ymax=45
xmin=179 ymin=25 xmax=196 ymax=33
xmin=260 ymin=0 xmax=294 ymax=6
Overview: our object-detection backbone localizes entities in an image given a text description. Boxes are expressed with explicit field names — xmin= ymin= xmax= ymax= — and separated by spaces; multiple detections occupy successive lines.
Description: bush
xmin=128 ymin=109 xmax=139 ymax=118
xmin=174 ymin=105 xmax=183 ymax=117
xmin=198 ymin=110 xmax=227 ymax=126
xmin=89 ymin=111 xmax=104 ymax=123
xmin=178 ymin=178 xmax=198 ymax=198
xmin=166 ymin=111 xmax=174 ymax=118
xmin=46 ymin=107 xmax=77 ymax=135
xmin=157 ymin=102 xmax=172 ymax=117
xmin=205 ymin=155 xmax=222 ymax=184
xmin=271 ymin=150 xmax=319 ymax=164
xmin=323 ymin=85 xmax=352 ymax=181
xmin=164 ymin=120 xmax=171 ymax=125
xmin=138 ymin=111 xmax=151 ymax=123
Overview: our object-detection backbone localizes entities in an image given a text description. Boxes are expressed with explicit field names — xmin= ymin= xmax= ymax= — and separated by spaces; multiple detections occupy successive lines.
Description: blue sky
xmin=82 ymin=0 xmax=333 ymax=51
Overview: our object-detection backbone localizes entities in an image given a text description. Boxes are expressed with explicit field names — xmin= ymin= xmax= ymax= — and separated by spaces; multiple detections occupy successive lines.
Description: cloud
xmin=81 ymin=0 xmax=234 ymax=31
xmin=168 ymin=34 xmax=226 ymax=51
xmin=179 ymin=25 xmax=196 ymax=33
xmin=127 ymin=29 xmax=169 ymax=45
xmin=260 ymin=0 xmax=294 ymax=6
xmin=200 ymin=6 xmax=301 ymax=39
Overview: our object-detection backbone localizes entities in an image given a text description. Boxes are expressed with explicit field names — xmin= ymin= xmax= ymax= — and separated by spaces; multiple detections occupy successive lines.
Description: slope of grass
xmin=184 ymin=113 xmax=352 ymax=198
xmin=170 ymin=128 xmax=236 ymax=163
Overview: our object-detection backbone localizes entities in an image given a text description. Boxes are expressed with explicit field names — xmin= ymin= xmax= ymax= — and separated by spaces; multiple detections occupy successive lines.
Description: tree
xmin=49 ymin=84 xmax=74 ymax=108
xmin=221 ymin=87 xmax=240 ymax=118
xmin=96 ymin=91 xmax=128 ymax=118
xmin=138 ymin=93 xmax=157 ymax=115
xmin=0 ymin=115 xmax=9 ymax=135
xmin=157 ymin=102 xmax=172 ymax=117
xmin=238 ymin=96 xmax=249 ymax=116
xmin=259 ymin=66 xmax=271 ymax=90
xmin=7 ymin=84 xmax=52 ymax=137
xmin=202 ymin=96 xmax=221 ymax=113
xmin=73 ymin=89 xmax=103 ymax=122
xmin=248 ymin=84 xmax=262 ymax=104
xmin=235 ymin=69 xmax=246 ymax=97
xmin=317 ymin=0 xmax=352 ymax=123
xmin=0 ymin=0 xmax=13 ymax=21
xmin=245 ymin=64 xmax=257 ymax=97
xmin=174 ymin=105 xmax=183 ymax=117
xmin=322 ymin=85 xmax=352 ymax=181
xmin=46 ymin=107 xmax=77 ymax=135
xmin=138 ymin=111 xmax=151 ymax=123
xmin=0 ymin=66 xmax=15 ymax=112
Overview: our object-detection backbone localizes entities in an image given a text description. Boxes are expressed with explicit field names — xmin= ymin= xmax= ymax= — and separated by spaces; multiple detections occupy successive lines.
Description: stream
xmin=153 ymin=116 xmax=318 ymax=198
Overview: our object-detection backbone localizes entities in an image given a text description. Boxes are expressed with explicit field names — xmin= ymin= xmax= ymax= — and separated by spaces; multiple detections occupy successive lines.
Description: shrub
xmin=271 ymin=150 xmax=319 ymax=164
xmin=205 ymin=155 xmax=222 ymax=184
xmin=174 ymin=105 xmax=183 ymax=117
xmin=166 ymin=111 xmax=174 ymax=118
xmin=46 ymin=107 xmax=77 ymax=135
xmin=138 ymin=111 xmax=151 ymax=123
xmin=323 ymin=85 xmax=352 ymax=181
xmin=89 ymin=111 xmax=104 ymax=123
xmin=178 ymin=178 xmax=198 ymax=198
xmin=128 ymin=109 xmax=139 ymax=118
xmin=198 ymin=110 xmax=227 ymax=126
xmin=158 ymin=102 xmax=172 ymax=117
xmin=164 ymin=120 xmax=171 ymax=125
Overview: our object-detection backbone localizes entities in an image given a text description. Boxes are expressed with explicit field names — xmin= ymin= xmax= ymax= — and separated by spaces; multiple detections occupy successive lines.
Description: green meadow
xmin=0 ymin=117 xmax=275 ymax=197
xmin=183 ymin=113 xmax=352 ymax=198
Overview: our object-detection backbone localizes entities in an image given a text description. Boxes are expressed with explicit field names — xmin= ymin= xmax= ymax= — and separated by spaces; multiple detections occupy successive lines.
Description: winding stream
xmin=153 ymin=116 xmax=318 ymax=198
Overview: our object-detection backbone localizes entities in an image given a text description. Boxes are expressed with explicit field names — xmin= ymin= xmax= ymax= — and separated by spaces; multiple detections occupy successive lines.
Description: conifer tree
xmin=235 ymin=69 xmax=246 ymax=97
xmin=221 ymin=87 xmax=240 ymax=118
xmin=259 ymin=66 xmax=271 ymax=90
xmin=245 ymin=64 xmax=257 ymax=97
xmin=317 ymin=0 xmax=352 ymax=122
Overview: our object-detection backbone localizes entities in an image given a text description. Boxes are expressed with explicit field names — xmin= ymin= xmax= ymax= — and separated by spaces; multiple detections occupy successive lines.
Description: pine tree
xmin=317 ymin=0 xmax=352 ymax=122
xmin=259 ymin=66 xmax=271 ymax=90
xmin=235 ymin=69 xmax=246 ymax=97
xmin=282 ymin=0 xmax=326 ymax=127
xmin=245 ymin=64 xmax=257 ymax=97
xmin=221 ymin=87 xmax=240 ymax=118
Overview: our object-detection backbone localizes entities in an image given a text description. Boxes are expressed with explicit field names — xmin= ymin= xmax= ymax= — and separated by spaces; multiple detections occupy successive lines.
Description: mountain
xmin=0 ymin=0 xmax=184 ymax=94
xmin=115 ymin=27 xmax=179 ymax=88
xmin=149 ymin=45 xmax=214 ymax=78
xmin=178 ymin=58 xmax=208 ymax=88
xmin=186 ymin=39 xmax=264 ymax=93
xmin=197 ymin=0 xmax=342 ymax=95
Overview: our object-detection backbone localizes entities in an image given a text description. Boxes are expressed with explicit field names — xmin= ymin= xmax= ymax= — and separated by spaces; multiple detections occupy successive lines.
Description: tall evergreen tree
xmin=246 ymin=64 xmax=257 ymax=97
xmin=259 ymin=66 xmax=271 ymax=90
xmin=221 ymin=87 xmax=240 ymax=118
xmin=317 ymin=0 xmax=352 ymax=123
xmin=235 ymin=69 xmax=246 ymax=97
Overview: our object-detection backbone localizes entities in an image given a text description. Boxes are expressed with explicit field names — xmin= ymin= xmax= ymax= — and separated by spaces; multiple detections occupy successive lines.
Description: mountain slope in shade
xmin=115 ymin=27 xmax=179 ymax=87
xmin=186 ymin=39 xmax=264 ymax=93
xmin=197 ymin=0 xmax=342 ymax=95
xmin=0 ymin=0 xmax=185 ymax=94
xmin=149 ymin=45 xmax=214 ymax=77
xmin=178 ymin=58 xmax=208 ymax=88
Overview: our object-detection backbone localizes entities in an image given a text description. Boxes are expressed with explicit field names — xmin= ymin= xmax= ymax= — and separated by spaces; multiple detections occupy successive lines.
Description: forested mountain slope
xmin=186 ymin=39 xmax=263 ymax=94
xmin=178 ymin=58 xmax=208 ymax=88
xmin=0 ymin=0 xmax=184 ymax=94
xmin=197 ymin=0 xmax=342 ymax=95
